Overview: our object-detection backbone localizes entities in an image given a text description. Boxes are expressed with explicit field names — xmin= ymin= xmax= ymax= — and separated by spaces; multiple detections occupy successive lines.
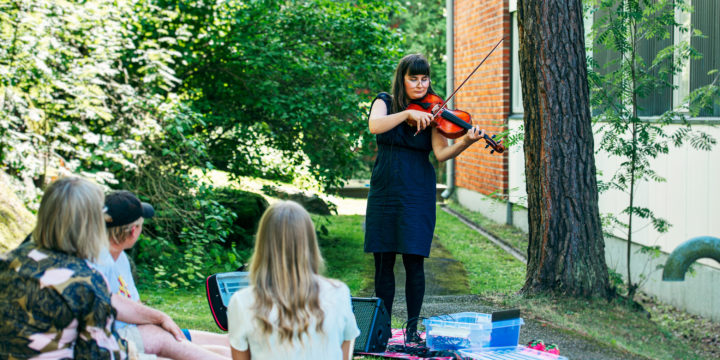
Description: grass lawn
xmin=140 ymin=287 xmax=220 ymax=333
xmin=436 ymin=204 xmax=716 ymax=360
xmin=313 ymin=214 xmax=374 ymax=295
xmin=444 ymin=200 xmax=528 ymax=254
xmin=434 ymin=206 xmax=525 ymax=295
xmin=139 ymin=198 xmax=717 ymax=360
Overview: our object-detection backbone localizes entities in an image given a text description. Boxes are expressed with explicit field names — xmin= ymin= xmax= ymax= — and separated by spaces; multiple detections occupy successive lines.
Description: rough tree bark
xmin=517 ymin=0 xmax=610 ymax=297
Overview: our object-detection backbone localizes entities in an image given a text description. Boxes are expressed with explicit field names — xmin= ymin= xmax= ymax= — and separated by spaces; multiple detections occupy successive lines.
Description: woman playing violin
xmin=364 ymin=54 xmax=485 ymax=342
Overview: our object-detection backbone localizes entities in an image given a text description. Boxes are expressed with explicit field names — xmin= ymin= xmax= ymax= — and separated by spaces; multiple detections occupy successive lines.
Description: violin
xmin=406 ymin=93 xmax=506 ymax=154
xmin=404 ymin=37 xmax=508 ymax=155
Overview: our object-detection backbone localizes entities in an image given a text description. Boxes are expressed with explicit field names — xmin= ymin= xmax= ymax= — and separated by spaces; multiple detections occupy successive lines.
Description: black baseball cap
xmin=104 ymin=191 xmax=155 ymax=228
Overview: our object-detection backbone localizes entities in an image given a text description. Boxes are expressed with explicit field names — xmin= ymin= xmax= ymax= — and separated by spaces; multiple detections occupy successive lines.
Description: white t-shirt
xmin=91 ymin=249 xmax=140 ymax=330
xmin=227 ymin=276 xmax=360 ymax=360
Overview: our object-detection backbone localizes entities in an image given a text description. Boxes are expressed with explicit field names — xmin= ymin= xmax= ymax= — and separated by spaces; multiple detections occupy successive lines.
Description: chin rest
xmin=205 ymin=271 xmax=249 ymax=331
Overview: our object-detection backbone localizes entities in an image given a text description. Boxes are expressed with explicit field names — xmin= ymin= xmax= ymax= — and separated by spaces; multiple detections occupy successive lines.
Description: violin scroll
xmin=483 ymin=134 xmax=505 ymax=154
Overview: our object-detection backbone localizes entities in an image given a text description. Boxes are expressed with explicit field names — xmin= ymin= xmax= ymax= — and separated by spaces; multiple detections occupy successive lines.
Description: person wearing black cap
xmin=93 ymin=191 xmax=231 ymax=360
xmin=1 ymin=177 xmax=128 ymax=359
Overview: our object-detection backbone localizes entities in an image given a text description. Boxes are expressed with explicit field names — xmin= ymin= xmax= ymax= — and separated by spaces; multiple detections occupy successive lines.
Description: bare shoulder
xmin=370 ymin=96 xmax=388 ymax=116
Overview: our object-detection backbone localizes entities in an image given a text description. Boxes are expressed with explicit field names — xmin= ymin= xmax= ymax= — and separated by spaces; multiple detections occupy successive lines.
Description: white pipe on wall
xmin=441 ymin=0 xmax=455 ymax=200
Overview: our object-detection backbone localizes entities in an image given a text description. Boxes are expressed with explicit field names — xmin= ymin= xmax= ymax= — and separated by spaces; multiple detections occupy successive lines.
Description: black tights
xmin=374 ymin=252 xmax=425 ymax=331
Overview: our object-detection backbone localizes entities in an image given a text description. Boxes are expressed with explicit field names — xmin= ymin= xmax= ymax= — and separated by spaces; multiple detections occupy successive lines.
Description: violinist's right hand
xmin=406 ymin=109 xmax=433 ymax=132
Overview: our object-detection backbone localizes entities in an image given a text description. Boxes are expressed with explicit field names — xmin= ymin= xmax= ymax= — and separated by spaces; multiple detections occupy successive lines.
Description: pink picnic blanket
xmin=355 ymin=329 xmax=566 ymax=360
xmin=355 ymin=328 xmax=455 ymax=360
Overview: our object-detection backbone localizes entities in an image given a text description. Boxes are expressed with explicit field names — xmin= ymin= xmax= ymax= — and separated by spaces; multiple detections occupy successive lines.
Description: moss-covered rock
xmin=0 ymin=173 xmax=34 ymax=252
xmin=212 ymin=187 xmax=269 ymax=250
xmin=261 ymin=184 xmax=335 ymax=215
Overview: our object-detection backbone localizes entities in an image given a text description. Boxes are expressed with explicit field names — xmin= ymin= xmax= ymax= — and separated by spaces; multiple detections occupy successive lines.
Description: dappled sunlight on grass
xmin=137 ymin=198 xmax=716 ymax=360
xmin=190 ymin=169 xmax=324 ymax=195
xmin=313 ymin=214 xmax=374 ymax=296
xmin=445 ymin=200 xmax=528 ymax=253
xmin=434 ymin=206 xmax=525 ymax=295
xmin=141 ymin=287 xmax=224 ymax=334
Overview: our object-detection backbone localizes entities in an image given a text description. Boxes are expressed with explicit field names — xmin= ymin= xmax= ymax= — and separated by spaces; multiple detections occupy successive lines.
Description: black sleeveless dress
xmin=364 ymin=93 xmax=436 ymax=257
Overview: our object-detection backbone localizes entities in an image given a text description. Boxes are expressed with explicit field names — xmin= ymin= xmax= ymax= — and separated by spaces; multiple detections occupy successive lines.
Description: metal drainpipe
xmin=662 ymin=236 xmax=720 ymax=281
xmin=441 ymin=0 xmax=455 ymax=200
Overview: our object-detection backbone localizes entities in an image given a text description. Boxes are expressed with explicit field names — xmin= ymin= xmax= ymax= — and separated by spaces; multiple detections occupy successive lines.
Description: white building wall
xmin=457 ymin=0 xmax=720 ymax=320
xmin=506 ymin=119 xmax=720 ymax=268
xmin=603 ymin=233 xmax=720 ymax=322
xmin=594 ymin=123 xmax=720 ymax=266
xmin=457 ymin=118 xmax=720 ymax=320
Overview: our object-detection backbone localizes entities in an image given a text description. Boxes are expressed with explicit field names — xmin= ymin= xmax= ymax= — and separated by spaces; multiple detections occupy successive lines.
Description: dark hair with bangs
xmin=390 ymin=54 xmax=436 ymax=114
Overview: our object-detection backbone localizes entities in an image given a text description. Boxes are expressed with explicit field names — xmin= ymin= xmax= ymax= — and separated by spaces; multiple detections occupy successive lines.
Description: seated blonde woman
xmin=227 ymin=201 xmax=360 ymax=360
xmin=0 ymin=177 xmax=127 ymax=359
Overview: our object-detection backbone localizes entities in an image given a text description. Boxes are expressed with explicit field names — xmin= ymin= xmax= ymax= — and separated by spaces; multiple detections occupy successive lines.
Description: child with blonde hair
xmin=227 ymin=201 xmax=360 ymax=360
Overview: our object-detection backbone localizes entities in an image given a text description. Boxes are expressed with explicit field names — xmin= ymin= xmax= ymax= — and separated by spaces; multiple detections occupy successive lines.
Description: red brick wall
xmin=453 ymin=0 xmax=510 ymax=196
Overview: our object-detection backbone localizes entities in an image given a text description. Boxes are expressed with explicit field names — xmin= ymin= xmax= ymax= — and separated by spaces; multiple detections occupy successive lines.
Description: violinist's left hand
xmin=463 ymin=125 xmax=486 ymax=144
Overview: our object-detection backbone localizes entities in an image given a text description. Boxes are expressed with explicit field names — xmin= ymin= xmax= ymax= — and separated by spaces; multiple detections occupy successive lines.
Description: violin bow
xmin=433 ymin=37 xmax=507 ymax=117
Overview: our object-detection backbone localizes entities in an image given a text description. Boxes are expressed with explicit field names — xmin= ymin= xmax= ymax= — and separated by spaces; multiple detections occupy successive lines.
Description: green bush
xmin=0 ymin=0 xmax=401 ymax=289
xmin=129 ymin=175 xmax=273 ymax=289
xmin=212 ymin=187 xmax=269 ymax=251
xmin=131 ymin=176 xmax=247 ymax=289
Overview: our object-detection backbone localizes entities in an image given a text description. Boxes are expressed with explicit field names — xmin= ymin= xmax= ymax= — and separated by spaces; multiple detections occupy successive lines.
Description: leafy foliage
xmin=1 ymin=0 xmax=403 ymax=287
xmin=212 ymin=187 xmax=269 ymax=250
xmin=127 ymin=0 xmax=402 ymax=191
xmin=0 ymin=0 xmax=160 ymax=199
xmin=132 ymin=180 xmax=248 ymax=288
xmin=390 ymin=0 xmax=447 ymax=96
xmin=587 ymin=0 xmax=719 ymax=299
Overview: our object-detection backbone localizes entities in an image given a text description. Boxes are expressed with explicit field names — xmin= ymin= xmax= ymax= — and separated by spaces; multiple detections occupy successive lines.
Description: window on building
xmin=511 ymin=12 xmax=523 ymax=114
xmin=512 ymin=1 xmax=718 ymax=118
xmin=592 ymin=4 xmax=673 ymax=117
xmin=636 ymin=31 xmax=674 ymax=116
xmin=690 ymin=0 xmax=720 ymax=117
xmin=591 ymin=6 xmax=622 ymax=116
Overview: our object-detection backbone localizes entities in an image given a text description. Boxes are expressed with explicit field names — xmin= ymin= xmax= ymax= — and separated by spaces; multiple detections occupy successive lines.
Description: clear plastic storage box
xmin=423 ymin=312 xmax=492 ymax=351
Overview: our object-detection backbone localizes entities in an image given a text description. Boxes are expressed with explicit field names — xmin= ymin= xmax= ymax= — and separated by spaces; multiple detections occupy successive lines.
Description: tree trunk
xmin=517 ymin=0 xmax=610 ymax=297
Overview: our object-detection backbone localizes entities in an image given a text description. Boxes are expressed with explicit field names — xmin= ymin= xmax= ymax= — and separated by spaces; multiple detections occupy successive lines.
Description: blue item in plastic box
xmin=423 ymin=312 xmax=492 ymax=351
xmin=490 ymin=318 xmax=524 ymax=347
